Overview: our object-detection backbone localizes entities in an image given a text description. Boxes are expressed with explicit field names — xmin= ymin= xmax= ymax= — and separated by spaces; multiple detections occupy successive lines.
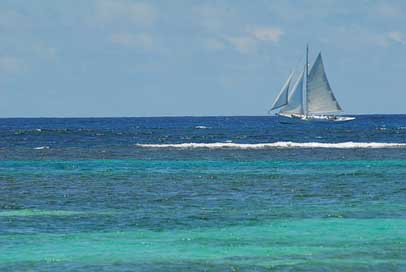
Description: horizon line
xmin=0 ymin=113 xmax=403 ymax=119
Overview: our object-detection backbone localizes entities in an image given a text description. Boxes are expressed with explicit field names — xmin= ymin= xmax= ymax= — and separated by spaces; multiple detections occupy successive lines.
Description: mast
xmin=304 ymin=44 xmax=309 ymax=115
xmin=306 ymin=44 xmax=309 ymax=78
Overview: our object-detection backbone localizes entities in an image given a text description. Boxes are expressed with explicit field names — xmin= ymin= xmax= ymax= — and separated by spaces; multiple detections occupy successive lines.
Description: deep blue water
xmin=0 ymin=115 xmax=405 ymax=271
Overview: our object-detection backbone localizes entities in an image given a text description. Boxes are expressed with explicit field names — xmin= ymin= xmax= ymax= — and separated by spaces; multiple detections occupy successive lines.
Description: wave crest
xmin=33 ymin=146 xmax=50 ymax=150
xmin=135 ymin=141 xmax=406 ymax=149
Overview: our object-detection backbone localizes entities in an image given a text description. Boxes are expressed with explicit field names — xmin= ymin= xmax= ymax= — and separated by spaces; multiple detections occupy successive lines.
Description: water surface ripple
xmin=0 ymin=116 xmax=405 ymax=271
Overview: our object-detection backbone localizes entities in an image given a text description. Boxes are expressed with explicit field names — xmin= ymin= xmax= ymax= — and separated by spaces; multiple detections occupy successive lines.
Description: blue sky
xmin=1 ymin=0 xmax=406 ymax=117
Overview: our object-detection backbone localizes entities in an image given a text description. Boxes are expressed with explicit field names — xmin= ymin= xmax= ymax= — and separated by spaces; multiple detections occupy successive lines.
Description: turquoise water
xmin=1 ymin=116 xmax=406 ymax=271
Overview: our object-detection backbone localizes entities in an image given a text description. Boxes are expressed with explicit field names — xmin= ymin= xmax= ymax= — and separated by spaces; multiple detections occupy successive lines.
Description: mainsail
xmin=306 ymin=53 xmax=342 ymax=114
xmin=270 ymin=71 xmax=294 ymax=111
xmin=280 ymin=70 xmax=304 ymax=115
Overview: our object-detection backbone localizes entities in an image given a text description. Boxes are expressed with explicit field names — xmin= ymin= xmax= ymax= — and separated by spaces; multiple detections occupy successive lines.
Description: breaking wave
xmin=33 ymin=146 xmax=50 ymax=150
xmin=136 ymin=141 xmax=406 ymax=149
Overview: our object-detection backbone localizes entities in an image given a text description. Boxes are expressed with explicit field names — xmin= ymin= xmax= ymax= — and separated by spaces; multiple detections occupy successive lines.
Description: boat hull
xmin=277 ymin=113 xmax=355 ymax=124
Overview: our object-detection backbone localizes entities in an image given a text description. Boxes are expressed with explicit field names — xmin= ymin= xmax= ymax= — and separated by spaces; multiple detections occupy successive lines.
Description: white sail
xmin=270 ymin=71 xmax=294 ymax=111
xmin=280 ymin=70 xmax=304 ymax=115
xmin=306 ymin=53 xmax=342 ymax=114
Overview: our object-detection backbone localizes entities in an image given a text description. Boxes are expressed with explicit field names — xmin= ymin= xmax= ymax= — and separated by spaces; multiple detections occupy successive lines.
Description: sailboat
xmin=269 ymin=45 xmax=355 ymax=123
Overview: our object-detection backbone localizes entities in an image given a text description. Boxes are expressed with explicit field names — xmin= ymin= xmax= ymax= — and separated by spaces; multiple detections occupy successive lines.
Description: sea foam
xmin=136 ymin=141 xmax=406 ymax=149
xmin=33 ymin=146 xmax=50 ymax=150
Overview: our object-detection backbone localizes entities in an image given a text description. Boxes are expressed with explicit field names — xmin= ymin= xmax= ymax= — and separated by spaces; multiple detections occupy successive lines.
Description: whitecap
xmin=135 ymin=141 xmax=406 ymax=149
xmin=194 ymin=126 xmax=208 ymax=129
xmin=33 ymin=146 xmax=50 ymax=150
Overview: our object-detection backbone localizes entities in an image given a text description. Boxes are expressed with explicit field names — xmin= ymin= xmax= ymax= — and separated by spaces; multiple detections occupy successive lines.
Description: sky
xmin=1 ymin=0 xmax=406 ymax=117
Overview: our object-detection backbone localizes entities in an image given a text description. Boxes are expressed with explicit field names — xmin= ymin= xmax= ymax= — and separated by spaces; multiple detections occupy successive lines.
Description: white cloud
xmin=0 ymin=56 xmax=28 ymax=73
xmin=226 ymin=26 xmax=284 ymax=54
xmin=365 ymin=32 xmax=390 ymax=48
xmin=226 ymin=36 xmax=257 ymax=54
xmin=250 ymin=27 xmax=284 ymax=43
xmin=111 ymin=32 xmax=154 ymax=50
xmin=94 ymin=1 xmax=157 ymax=51
xmin=388 ymin=31 xmax=406 ymax=45
xmin=192 ymin=5 xmax=233 ymax=32
xmin=205 ymin=39 xmax=226 ymax=51
xmin=371 ymin=3 xmax=403 ymax=18
xmin=321 ymin=26 xmax=392 ymax=48
xmin=95 ymin=0 xmax=156 ymax=26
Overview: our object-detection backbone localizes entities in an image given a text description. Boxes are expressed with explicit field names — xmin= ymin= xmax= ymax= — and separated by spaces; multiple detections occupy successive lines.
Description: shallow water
xmin=0 ymin=116 xmax=405 ymax=271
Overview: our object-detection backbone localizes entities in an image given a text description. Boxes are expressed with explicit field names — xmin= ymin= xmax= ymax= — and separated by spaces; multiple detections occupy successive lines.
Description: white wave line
xmin=135 ymin=142 xmax=406 ymax=149
xmin=33 ymin=146 xmax=50 ymax=150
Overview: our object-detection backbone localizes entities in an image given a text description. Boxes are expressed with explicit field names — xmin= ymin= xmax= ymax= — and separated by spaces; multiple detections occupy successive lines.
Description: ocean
xmin=0 ymin=115 xmax=405 ymax=271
